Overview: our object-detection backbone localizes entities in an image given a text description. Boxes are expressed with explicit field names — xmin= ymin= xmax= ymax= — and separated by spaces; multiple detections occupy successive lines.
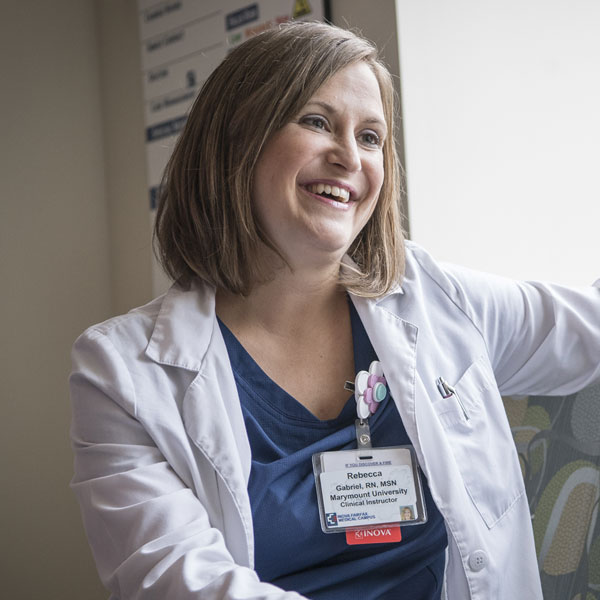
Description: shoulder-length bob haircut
xmin=154 ymin=20 xmax=405 ymax=297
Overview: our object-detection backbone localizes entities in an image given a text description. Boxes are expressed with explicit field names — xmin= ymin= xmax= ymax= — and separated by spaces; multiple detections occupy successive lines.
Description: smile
xmin=306 ymin=183 xmax=351 ymax=203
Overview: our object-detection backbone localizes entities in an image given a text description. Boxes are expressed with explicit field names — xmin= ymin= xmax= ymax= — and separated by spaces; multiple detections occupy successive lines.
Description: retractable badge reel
xmin=312 ymin=361 xmax=427 ymax=545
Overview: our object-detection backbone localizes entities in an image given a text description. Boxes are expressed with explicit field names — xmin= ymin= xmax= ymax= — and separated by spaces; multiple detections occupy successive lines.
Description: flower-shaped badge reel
xmin=354 ymin=360 xmax=388 ymax=420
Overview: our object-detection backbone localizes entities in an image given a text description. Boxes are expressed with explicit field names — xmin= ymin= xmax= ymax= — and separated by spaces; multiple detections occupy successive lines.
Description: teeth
xmin=307 ymin=183 xmax=351 ymax=203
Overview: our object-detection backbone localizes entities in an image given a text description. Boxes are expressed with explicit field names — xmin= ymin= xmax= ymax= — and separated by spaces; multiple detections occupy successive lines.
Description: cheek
xmin=256 ymin=145 xmax=301 ymax=191
xmin=368 ymin=157 xmax=385 ymax=200
xmin=361 ymin=158 xmax=385 ymax=222
xmin=376 ymin=153 xmax=385 ymax=186
xmin=251 ymin=163 xmax=277 ymax=233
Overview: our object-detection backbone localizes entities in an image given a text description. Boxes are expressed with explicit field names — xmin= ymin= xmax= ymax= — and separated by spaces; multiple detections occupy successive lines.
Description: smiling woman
xmin=154 ymin=21 xmax=403 ymax=298
xmin=69 ymin=20 xmax=600 ymax=600
xmin=252 ymin=61 xmax=385 ymax=273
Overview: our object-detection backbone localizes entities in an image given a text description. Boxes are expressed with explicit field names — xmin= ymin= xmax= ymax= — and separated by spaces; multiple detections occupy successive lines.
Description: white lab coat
xmin=70 ymin=242 xmax=600 ymax=599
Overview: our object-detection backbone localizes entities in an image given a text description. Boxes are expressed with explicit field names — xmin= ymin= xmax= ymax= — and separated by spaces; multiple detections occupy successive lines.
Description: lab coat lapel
xmin=350 ymin=294 xmax=421 ymax=455
xmin=181 ymin=318 xmax=252 ymax=485
xmin=145 ymin=281 xmax=252 ymax=497
xmin=144 ymin=281 xmax=254 ymax=564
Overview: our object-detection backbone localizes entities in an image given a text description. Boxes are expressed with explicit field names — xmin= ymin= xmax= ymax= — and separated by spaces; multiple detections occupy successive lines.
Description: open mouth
xmin=306 ymin=183 xmax=351 ymax=203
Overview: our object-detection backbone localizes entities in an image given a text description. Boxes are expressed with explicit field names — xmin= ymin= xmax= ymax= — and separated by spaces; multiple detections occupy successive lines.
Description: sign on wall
xmin=137 ymin=0 xmax=327 ymax=212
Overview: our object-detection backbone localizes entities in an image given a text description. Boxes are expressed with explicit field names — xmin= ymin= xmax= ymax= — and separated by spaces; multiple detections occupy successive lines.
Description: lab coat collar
xmin=145 ymin=280 xmax=217 ymax=371
xmin=144 ymin=257 xmax=406 ymax=371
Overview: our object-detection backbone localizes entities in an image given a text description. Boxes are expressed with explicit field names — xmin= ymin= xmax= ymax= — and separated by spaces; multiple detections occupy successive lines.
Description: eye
xmin=300 ymin=115 xmax=329 ymax=131
xmin=359 ymin=130 xmax=383 ymax=148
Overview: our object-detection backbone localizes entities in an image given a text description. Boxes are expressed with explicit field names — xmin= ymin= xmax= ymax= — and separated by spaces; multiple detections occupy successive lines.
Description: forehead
xmin=306 ymin=62 xmax=385 ymax=123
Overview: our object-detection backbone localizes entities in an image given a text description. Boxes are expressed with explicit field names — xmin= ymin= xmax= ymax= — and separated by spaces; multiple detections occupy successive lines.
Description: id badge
xmin=312 ymin=445 xmax=427 ymax=534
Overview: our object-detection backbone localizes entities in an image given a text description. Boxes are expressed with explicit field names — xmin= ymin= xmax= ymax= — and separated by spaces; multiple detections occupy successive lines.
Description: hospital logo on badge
xmin=325 ymin=513 xmax=338 ymax=527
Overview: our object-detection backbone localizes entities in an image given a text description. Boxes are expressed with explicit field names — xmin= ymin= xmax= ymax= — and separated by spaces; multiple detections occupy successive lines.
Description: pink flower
xmin=354 ymin=361 xmax=388 ymax=419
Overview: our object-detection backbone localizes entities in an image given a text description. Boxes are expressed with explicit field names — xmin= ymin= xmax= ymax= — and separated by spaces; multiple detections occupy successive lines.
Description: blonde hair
xmin=154 ymin=21 xmax=405 ymax=297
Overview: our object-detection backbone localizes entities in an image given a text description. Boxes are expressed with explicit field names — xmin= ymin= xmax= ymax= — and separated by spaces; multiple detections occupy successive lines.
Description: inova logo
xmin=355 ymin=528 xmax=392 ymax=539
xmin=347 ymin=525 xmax=401 ymax=544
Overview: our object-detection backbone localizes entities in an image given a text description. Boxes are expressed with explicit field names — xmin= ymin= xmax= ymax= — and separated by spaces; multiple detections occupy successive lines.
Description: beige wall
xmin=97 ymin=0 xmax=153 ymax=315
xmin=0 ymin=1 xmax=112 ymax=598
xmin=0 ymin=2 xmax=401 ymax=598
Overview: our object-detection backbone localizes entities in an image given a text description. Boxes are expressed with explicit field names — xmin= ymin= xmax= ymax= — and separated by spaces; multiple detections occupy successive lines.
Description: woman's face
xmin=252 ymin=61 xmax=386 ymax=270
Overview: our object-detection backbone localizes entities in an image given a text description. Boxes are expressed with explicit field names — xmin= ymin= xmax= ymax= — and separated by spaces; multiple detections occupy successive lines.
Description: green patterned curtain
xmin=504 ymin=383 xmax=600 ymax=600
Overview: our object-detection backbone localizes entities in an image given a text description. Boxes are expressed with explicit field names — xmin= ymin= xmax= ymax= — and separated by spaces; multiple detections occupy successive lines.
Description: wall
xmin=396 ymin=0 xmax=600 ymax=285
xmin=97 ymin=0 xmax=153 ymax=315
xmin=0 ymin=1 xmax=110 ymax=598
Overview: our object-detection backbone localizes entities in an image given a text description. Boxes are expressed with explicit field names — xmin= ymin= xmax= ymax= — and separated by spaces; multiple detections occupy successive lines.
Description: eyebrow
xmin=304 ymin=100 xmax=388 ymax=135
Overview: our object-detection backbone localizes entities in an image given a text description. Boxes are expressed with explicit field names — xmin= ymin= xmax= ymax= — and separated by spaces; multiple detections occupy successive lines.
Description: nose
xmin=327 ymin=133 xmax=361 ymax=173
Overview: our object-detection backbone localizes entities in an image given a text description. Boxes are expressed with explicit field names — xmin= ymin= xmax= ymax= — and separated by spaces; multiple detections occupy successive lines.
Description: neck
xmin=216 ymin=260 xmax=347 ymax=338
xmin=216 ymin=253 xmax=356 ymax=421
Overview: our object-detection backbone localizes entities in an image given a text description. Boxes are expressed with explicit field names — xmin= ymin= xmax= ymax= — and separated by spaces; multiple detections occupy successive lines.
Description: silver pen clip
xmin=436 ymin=377 xmax=470 ymax=421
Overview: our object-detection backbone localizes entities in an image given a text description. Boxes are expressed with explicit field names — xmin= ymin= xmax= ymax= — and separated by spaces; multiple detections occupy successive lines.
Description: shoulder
xmin=74 ymin=293 xmax=165 ymax=359
xmin=392 ymin=242 xmax=528 ymax=361
xmin=404 ymin=239 xmax=503 ymax=291
xmin=70 ymin=281 xmax=218 ymax=415
xmin=403 ymin=240 xmax=455 ymax=291
xmin=400 ymin=240 xmax=478 ymax=317
xmin=72 ymin=280 xmax=217 ymax=368
xmin=402 ymin=240 xmax=526 ymax=319
xmin=401 ymin=241 xmax=600 ymax=393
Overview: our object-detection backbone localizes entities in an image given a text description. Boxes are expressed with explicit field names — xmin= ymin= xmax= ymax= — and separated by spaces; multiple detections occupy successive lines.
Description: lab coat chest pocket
xmin=435 ymin=356 xmax=524 ymax=529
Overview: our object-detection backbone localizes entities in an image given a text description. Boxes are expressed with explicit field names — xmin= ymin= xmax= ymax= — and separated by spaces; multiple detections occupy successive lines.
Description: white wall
xmin=0 ymin=1 xmax=111 ymax=598
xmin=396 ymin=0 xmax=600 ymax=285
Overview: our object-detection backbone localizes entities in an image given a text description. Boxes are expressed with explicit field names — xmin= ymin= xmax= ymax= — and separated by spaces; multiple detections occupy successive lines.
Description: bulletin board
xmin=137 ymin=0 xmax=328 ymax=212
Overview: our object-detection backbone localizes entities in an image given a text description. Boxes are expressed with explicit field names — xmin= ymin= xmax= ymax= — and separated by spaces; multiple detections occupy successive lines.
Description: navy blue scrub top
xmin=218 ymin=300 xmax=447 ymax=599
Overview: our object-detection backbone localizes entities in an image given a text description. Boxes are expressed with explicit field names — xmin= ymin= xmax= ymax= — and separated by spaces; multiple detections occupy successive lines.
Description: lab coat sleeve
xmin=438 ymin=260 xmax=600 ymax=396
xmin=70 ymin=328 xmax=306 ymax=600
